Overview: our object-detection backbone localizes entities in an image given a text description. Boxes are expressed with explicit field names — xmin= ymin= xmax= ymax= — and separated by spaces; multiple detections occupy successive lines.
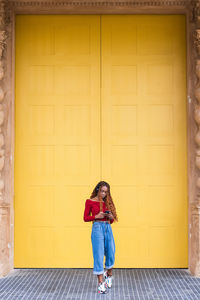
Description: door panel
xmin=101 ymin=15 xmax=188 ymax=267
xmin=15 ymin=15 xmax=188 ymax=268
xmin=15 ymin=15 xmax=101 ymax=267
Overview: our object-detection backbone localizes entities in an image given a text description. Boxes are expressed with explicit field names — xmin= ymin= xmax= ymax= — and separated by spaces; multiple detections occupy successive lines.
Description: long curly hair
xmin=90 ymin=181 xmax=118 ymax=222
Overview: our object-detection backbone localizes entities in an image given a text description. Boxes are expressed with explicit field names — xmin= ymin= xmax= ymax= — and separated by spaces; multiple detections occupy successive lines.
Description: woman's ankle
xmin=106 ymin=268 xmax=112 ymax=276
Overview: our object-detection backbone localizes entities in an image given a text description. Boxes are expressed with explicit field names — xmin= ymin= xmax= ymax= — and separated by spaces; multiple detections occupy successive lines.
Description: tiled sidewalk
xmin=0 ymin=268 xmax=200 ymax=300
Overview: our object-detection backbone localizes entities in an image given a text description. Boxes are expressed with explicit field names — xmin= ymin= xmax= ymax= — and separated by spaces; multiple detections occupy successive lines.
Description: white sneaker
xmin=97 ymin=281 xmax=108 ymax=294
xmin=104 ymin=270 xmax=113 ymax=288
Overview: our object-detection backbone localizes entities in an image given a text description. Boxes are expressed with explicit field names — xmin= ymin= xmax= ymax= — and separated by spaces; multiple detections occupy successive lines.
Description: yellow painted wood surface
xmin=101 ymin=15 xmax=188 ymax=267
xmin=15 ymin=15 xmax=188 ymax=267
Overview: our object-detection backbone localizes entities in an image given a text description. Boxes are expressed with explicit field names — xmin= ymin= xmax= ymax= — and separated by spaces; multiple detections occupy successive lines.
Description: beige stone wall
xmin=0 ymin=0 xmax=199 ymax=277
xmin=0 ymin=0 xmax=14 ymax=277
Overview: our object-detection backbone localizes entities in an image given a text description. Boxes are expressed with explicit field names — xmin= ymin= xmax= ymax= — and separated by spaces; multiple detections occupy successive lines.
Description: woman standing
xmin=83 ymin=181 xmax=118 ymax=294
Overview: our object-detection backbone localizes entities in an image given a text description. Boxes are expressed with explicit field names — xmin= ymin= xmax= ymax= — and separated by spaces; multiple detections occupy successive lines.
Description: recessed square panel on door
xmin=101 ymin=15 xmax=188 ymax=267
xmin=15 ymin=15 xmax=101 ymax=267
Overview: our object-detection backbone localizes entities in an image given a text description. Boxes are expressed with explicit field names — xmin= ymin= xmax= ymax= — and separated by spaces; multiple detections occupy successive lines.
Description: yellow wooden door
xmin=15 ymin=15 xmax=101 ymax=267
xmin=15 ymin=15 xmax=188 ymax=268
xmin=101 ymin=15 xmax=188 ymax=267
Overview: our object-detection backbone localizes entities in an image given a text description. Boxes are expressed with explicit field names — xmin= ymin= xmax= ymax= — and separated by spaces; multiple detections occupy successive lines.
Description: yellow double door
xmin=15 ymin=15 xmax=188 ymax=267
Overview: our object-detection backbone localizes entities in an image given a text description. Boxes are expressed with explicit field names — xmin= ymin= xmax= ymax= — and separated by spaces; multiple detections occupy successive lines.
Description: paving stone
xmin=0 ymin=268 xmax=199 ymax=299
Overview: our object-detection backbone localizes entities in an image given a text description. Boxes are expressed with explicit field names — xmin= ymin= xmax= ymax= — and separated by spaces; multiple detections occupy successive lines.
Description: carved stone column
xmin=189 ymin=0 xmax=200 ymax=276
xmin=0 ymin=0 xmax=13 ymax=277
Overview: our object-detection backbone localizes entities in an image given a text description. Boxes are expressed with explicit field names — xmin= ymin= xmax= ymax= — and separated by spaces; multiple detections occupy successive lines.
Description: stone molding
xmin=0 ymin=0 xmax=9 ymax=278
xmin=6 ymin=0 xmax=189 ymax=13
xmin=190 ymin=0 xmax=200 ymax=276
xmin=7 ymin=1 xmax=188 ymax=7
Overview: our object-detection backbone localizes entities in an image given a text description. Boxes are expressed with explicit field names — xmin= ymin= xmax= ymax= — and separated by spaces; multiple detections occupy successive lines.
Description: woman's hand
xmin=107 ymin=212 xmax=114 ymax=220
xmin=95 ymin=212 xmax=105 ymax=219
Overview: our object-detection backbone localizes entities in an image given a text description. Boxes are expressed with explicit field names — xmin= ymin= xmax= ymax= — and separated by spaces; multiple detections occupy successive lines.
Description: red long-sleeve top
xmin=83 ymin=199 xmax=114 ymax=224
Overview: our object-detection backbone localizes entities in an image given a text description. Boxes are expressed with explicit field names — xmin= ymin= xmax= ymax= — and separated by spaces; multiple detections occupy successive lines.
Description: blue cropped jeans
xmin=91 ymin=221 xmax=115 ymax=275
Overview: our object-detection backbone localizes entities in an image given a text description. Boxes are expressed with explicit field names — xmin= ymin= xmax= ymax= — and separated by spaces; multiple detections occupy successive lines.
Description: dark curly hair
xmin=90 ymin=181 xmax=118 ymax=222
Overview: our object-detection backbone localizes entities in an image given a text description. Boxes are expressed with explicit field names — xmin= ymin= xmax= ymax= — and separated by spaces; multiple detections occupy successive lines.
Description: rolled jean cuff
xmin=93 ymin=270 xmax=104 ymax=275
xmin=105 ymin=263 xmax=114 ymax=269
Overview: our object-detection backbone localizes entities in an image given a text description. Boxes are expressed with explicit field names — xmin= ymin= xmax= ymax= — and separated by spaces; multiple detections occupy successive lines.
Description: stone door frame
xmin=0 ymin=0 xmax=199 ymax=277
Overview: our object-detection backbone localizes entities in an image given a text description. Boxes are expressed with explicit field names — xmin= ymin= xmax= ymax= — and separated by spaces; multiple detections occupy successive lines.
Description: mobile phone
xmin=104 ymin=210 xmax=110 ymax=214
